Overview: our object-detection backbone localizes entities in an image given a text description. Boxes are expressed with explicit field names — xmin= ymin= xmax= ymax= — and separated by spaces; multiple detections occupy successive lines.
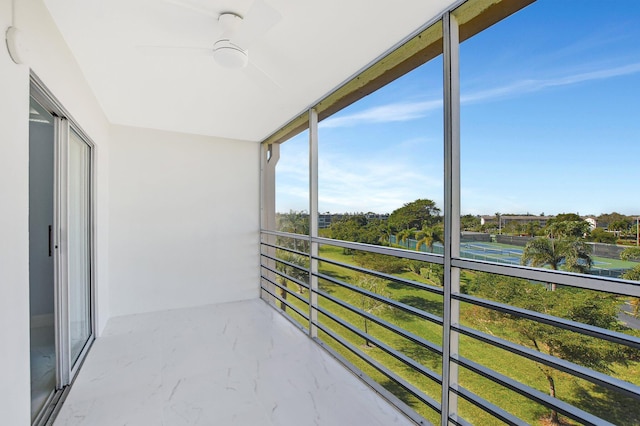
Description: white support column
xmin=442 ymin=11 xmax=461 ymax=426
xmin=308 ymin=109 xmax=319 ymax=338
xmin=260 ymin=142 xmax=280 ymax=304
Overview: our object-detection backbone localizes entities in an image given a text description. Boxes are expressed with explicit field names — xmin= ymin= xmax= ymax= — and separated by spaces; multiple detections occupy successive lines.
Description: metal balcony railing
xmin=260 ymin=229 xmax=640 ymax=426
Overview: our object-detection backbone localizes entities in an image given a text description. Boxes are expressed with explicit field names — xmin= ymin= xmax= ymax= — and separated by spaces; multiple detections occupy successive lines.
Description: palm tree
xmin=396 ymin=228 xmax=416 ymax=249
xmin=378 ymin=224 xmax=392 ymax=246
xmin=521 ymin=237 xmax=592 ymax=290
xmin=415 ymin=225 xmax=443 ymax=253
xmin=277 ymin=210 xmax=309 ymax=251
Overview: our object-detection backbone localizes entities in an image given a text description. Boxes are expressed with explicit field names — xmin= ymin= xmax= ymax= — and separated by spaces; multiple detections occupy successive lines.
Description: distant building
xmin=318 ymin=213 xmax=342 ymax=229
xmin=480 ymin=215 xmax=552 ymax=227
xmin=318 ymin=212 xmax=389 ymax=229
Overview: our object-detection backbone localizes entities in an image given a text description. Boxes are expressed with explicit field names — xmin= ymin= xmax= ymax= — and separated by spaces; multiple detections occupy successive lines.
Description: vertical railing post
xmin=308 ymin=109 xmax=319 ymax=338
xmin=442 ymin=11 xmax=461 ymax=426
xmin=261 ymin=142 xmax=280 ymax=305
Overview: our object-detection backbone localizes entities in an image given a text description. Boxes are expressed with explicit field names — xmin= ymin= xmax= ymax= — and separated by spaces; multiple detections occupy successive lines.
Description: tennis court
xmin=394 ymin=237 xmax=638 ymax=275
xmin=460 ymin=243 xmax=524 ymax=265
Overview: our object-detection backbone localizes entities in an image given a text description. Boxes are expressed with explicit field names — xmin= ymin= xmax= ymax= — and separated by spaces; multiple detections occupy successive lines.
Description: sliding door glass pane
xmin=29 ymin=96 xmax=57 ymax=421
xmin=68 ymin=130 xmax=91 ymax=365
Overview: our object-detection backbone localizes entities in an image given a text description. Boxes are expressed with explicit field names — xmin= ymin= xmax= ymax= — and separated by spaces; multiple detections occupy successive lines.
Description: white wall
xmin=0 ymin=0 xmax=110 ymax=423
xmin=109 ymin=125 xmax=260 ymax=317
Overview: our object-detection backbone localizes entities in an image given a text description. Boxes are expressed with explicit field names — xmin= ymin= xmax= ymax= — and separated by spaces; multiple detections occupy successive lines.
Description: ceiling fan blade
xmin=163 ymin=0 xmax=217 ymax=18
xmin=136 ymin=45 xmax=212 ymax=57
xmin=244 ymin=57 xmax=281 ymax=90
xmin=234 ymin=0 xmax=281 ymax=48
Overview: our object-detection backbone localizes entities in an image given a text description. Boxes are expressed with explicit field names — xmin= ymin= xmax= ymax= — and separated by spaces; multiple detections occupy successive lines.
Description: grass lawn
xmin=270 ymin=244 xmax=640 ymax=425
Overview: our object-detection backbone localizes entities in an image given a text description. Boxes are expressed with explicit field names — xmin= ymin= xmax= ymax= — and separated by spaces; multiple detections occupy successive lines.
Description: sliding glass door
xmin=30 ymin=78 xmax=94 ymax=425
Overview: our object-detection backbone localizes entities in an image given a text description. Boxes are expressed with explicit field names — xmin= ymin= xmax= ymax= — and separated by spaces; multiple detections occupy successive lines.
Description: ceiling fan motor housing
xmin=212 ymin=39 xmax=248 ymax=69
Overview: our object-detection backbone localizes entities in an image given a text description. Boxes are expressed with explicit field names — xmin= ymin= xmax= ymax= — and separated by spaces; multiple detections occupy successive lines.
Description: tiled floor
xmin=53 ymin=298 xmax=415 ymax=425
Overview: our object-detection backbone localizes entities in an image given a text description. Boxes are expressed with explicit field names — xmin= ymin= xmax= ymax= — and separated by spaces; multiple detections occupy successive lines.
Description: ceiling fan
xmin=150 ymin=0 xmax=281 ymax=70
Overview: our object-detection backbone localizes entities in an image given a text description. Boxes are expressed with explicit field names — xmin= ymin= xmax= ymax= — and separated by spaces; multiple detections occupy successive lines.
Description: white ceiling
xmin=43 ymin=0 xmax=455 ymax=142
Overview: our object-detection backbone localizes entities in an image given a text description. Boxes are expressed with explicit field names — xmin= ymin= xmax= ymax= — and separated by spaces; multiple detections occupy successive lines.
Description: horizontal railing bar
xmin=316 ymin=255 xmax=444 ymax=296
xmin=453 ymin=386 xmax=528 ymax=426
xmin=260 ymin=253 xmax=309 ymax=277
xmin=452 ymin=258 xmax=640 ymax=297
xmin=317 ymin=305 xmax=442 ymax=385
xmin=455 ymin=325 xmax=640 ymax=400
xmin=314 ymin=320 xmax=442 ymax=413
xmin=315 ymin=236 xmax=445 ymax=264
xmin=261 ymin=231 xmax=640 ymax=423
xmin=261 ymin=232 xmax=640 ymax=298
xmin=261 ymin=287 xmax=309 ymax=321
xmin=317 ymin=288 xmax=443 ymax=356
xmin=261 ymin=241 xmax=309 ymax=258
xmin=261 ymin=229 xmax=309 ymax=241
xmin=260 ymin=287 xmax=309 ymax=322
xmin=260 ymin=274 xmax=310 ymax=305
xmin=260 ymin=285 xmax=310 ymax=322
xmin=455 ymin=356 xmax=615 ymax=426
xmin=311 ymin=337 xmax=433 ymax=426
xmin=261 ymin=264 xmax=310 ymax=292
xmin=316 ymin=272 xmax=444 ymax=326
xmin=456 ymin=293 xmax=640 ymax=350
xmin=260 ymin=291 xmax=310 ymax=335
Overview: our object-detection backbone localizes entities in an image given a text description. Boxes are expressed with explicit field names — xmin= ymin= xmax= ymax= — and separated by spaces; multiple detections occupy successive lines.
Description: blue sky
xmin=276 ymin=0 xmax=640 ymax=217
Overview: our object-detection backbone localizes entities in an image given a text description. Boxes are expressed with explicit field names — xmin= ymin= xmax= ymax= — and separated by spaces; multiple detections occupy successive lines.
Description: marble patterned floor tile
xmin=54 ymin=298 xmax=417 ymax=426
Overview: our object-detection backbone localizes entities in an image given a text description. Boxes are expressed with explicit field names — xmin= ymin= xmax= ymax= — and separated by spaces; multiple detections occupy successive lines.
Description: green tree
xmin=274 ymin=211 xmax=310 ymax=311
xmin=621 ymin=247 xmax=640 ymax=262
xmin=377 ymin=222 xmax=393 ymax=246
xmin=467 ymin=272 xmax=631 ymax=425
xmin=276 ymin=210 xmax=310 ymax=252
xmin=275 ymin=249 xmax=309 ymax=311
xmin=415 ymin=224 xmax=444 ymax=253
xmin=609 ymin=218 xmax=632 ymax=233
xmin=388 ymin=199 xmax=441 ymax=232
xmin=545 ymin=219 xmax=590 ymax=239
xmin=525 ymin=220 xmax=541 ymax=237
xmin=329 ymin=215 xmax=389 ymax=253
xmin=550 ymin=213 xmax=582 ymax=223
xmin=504 ymin=220 xmax=525 ymax=236
xmin=396 ymin=227 xmax=416 ymax=249
xmin=354 ymin=274 xmax=391 ymax=347
xmin=597 ymin=212 xmax=629 ymax=229
xmin=588 ymin=227 xmax=618 ymax=244
xmin=460 ymin=214 xmax=481 ymax=231
xmin=621 ymin=267 xmax=640 ymax=318
xmin=620 ymin=247 xmax=640 ymax=317
xmin=521 ymin=237 xmax=592 ymax=290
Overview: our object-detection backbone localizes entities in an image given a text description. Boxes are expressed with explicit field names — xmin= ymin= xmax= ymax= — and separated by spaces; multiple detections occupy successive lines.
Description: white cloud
xmin=275 ymin=142 xmax=443 ymax=214
xmin=320 ymin=99 xmax=442 ymax=129
xmin=276 ymin=61 xmax=640 ymax=214
xmin=317 ymin=153 xmax=442 ymax=214
xmin=462 ymin=62 xmax=640 ymax=104
xmin=318 ymin=62 xmax=640 ymax=131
